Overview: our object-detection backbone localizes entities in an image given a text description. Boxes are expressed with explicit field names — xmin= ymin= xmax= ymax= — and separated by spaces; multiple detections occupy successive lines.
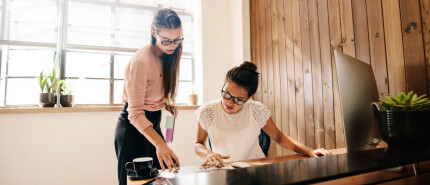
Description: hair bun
xmin=239 ymin=61 xmax=257 ymax=73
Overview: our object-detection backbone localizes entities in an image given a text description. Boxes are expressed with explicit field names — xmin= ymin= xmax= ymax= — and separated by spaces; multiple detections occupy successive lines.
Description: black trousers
xmin=114 ymin=103 xmax=164 ymax=185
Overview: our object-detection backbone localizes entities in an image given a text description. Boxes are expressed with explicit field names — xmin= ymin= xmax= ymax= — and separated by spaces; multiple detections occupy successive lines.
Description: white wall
xmin=231 ymin=0 xmax=251 ymax=67
xmin=200 ymin=0 xmax=251 ymax=103
xmin=0 ymin=110 xmax=199 ymax=185
xmin=0 ymin=112 xmax=120 ymax=185
xmin=0 ymin=1 xmax=251 ymax=185
xmin=201 ymin=0 xmax=232 ymax=102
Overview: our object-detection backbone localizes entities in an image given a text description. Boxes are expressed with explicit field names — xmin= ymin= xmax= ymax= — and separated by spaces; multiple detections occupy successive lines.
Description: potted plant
xmin=188 ymin=86 xmax=198 ymax=105
xmin=377 ymin=91 xmax=430 ymax=150
xmin=37 ymin=68 xmax=59 ymax=107
xmin=59 ymin=80 xmax=74 ymax=107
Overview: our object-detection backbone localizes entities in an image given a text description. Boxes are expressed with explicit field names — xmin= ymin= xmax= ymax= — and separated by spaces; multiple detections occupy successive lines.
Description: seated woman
xmin=194 ymin=61 xmax=331 ymax=166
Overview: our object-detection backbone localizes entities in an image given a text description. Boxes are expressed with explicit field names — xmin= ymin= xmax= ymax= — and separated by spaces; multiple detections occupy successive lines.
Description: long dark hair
xmin=224 ymin=61 xmax=260 ymax=97
xmin=151 ymin=8 xmax=182 ymax=103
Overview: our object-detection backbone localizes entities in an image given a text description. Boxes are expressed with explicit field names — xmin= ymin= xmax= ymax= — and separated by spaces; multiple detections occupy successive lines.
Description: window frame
xmin=0 ymin=0 xmax=196 ymax=106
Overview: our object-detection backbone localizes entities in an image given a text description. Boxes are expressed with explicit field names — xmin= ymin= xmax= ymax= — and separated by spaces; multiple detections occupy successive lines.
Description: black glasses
xmin=221 ymin=90 xmax=247 ymax=105
xmin=160 ymin=38 xmax=184 ymax=46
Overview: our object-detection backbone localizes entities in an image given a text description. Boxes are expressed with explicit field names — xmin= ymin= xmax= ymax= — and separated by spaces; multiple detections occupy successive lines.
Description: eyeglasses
xmin=159 ymin=37 xmax=184 ymax=46
xmin=221 ymin=90 xmax=248 ymax=105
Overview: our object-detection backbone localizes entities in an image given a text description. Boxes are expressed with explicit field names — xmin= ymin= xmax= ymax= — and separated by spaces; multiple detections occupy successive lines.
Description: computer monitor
xmin=334 ymin=49 xmax=381 ymax=152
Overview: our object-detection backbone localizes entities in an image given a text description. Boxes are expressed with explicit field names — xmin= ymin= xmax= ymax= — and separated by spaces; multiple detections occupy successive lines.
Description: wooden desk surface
xmin=127 ymin=148 xmax=348 ymax=185
xmin=128 ymin=144 xmax=430 ymax=185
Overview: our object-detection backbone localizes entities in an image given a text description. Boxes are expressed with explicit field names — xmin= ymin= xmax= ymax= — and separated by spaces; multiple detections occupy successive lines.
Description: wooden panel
xmin=308 ymin=0 xmax=324 ymax=149
xmin=270 ymin=0 xmax=282 ymax=156
xmin=322 ymin=0 xmax=336 ymax=149
xmin=292 ymin=0 xmax=303 ymax=145
xmin=352 ymin=0 xmax=370 ymax=64
xmin=257 ymin=0 xmax=274 ymax=157
xmin=276 ymin=0 xmax=289 ymax=155
xmin=367 ymin=0 xmax=389 ymax=99
xmin=399 ymin=0 xmax=429 ymax=96
xmin=250 ymin=0 xmax=262 ymax=101
xmin=382 ymin=0 xmax=407 ymax=94
xmin=327 ymin=0 xmax=342 ymax=52
xmin=299 ymin=0 xmax=315 ymax=148
xmin=284 ymin=0 xmax=297 ymax=155
xmin=249 ymin=0 xmax=430 ymax=154
xmin=256 ymin=0 xmax=263 ymax=102
xmin=265 ymin=0 xmax=274 ymax=117
xmin=250 ymin=0 xmax=256 ymax=66
xmin=328 ymin=0 xmax=346 ymax=149
xmin=282 ymin=0 xmax=296 ymax=155
xmin=258 ymin=0 xmax=268 ymax=109
xmin=339 ymin=0 xmax=356 ymax=57
xmin=420 ymin=0 xmax=430 ymax=96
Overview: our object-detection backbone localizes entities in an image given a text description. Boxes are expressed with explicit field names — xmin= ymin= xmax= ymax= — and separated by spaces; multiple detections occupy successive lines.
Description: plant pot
xmin=188 ymin=94 xmax=198 ymax=105
xmin=60 ymin=95 xmax=74 ymax=107
xmin=378 ymin=110 xmax=430 ymax=150
xmin=39 ymin=93 xmax=57 ymax=107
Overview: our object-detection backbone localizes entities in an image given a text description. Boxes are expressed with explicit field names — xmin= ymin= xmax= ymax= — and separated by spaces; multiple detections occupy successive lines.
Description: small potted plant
xmin=37 ymin=68 xmax=59 ymax=107
xmin=59 ymin=80 xmax=74 ymax=107
xmin=188 ymin=86 xmax=198 ymax=105
xmin=377 ymin=91 xmax=430 ymax=149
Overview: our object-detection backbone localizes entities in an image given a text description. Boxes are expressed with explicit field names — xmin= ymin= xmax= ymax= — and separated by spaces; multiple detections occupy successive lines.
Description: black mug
xmin=125 ymin=157 xmax=153 ymax=177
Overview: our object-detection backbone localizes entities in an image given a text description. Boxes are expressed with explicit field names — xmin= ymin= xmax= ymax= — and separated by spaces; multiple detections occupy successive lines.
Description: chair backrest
xmin=208 ymin=129 xmax=270 ymax=157
xmin=259 ymin=129 xmax=270 ymax=156
xmin=334 ymin=49 xmax=381 ymax=152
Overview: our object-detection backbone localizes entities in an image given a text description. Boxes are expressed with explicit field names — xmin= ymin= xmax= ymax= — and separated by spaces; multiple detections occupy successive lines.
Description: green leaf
xmin=51 ymin=79 xmax=59 ymax=93
xmin=381 ymin=99 xmax=393 ymax=104
xmin=414 ymin=94 xmax=427 ymax=102
xmin=389 ymin=96 xmax=401 ymax=104
xmin=418 ymin=102 xmax=430 ymax=107
xmin=50 ymin=67 xmax=56 ymax=82
xmin=407 ymin=91 xmax=414 ymax=99
xmin=43 ymin=79 xmax=49 ymax=93
xmin=414 ymin=98 xmax=429 ymax=105
xmin=404 ymin=97 xmax=412 ymax=106
xmin=411 ymin=94 xmax=418 ymax=102
xmin=37 ymin=72 xmax=45 ymax=92
xmin=399 ymin=93 xmax=406 ymax=103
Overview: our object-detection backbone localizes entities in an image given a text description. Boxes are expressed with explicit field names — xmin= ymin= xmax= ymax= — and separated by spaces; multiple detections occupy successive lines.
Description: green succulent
xmin=380 ymin=91 xmax=430 ymax=110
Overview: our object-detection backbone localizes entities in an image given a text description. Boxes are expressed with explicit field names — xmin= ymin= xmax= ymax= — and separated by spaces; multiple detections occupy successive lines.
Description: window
xmin=0 ymin=0 xmax=198 ymax=106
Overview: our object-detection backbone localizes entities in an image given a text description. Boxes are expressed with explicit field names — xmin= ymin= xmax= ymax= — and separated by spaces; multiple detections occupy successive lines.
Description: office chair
xmin=208 ymin=129 xmax=271 ymax=157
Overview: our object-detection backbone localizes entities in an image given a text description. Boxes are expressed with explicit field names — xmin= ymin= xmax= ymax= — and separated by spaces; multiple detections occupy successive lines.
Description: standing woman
xmin=114 ymin=8 xmax=183 ymax=185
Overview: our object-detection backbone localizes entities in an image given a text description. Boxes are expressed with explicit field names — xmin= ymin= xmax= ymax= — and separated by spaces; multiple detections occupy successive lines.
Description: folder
xmin=165 ymin=108 xmax=176 ymax=143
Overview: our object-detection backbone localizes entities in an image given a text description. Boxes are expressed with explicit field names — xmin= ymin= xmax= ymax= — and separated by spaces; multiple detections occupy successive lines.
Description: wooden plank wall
xmin=250 ymin=0 xmax=430 ymax=156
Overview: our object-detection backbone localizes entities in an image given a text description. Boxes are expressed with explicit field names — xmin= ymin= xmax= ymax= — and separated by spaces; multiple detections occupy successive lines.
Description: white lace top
xmin=195 ymin=99 xmax=271 ymax=161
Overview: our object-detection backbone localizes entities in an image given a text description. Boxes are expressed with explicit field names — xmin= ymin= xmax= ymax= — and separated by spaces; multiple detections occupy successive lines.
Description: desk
xmin=128 ymin=147 xmax=430 ymax=185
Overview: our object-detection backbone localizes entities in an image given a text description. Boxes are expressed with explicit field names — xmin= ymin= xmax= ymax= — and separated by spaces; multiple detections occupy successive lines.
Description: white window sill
xmin=0 ymin=104 xmax=200 ymax=114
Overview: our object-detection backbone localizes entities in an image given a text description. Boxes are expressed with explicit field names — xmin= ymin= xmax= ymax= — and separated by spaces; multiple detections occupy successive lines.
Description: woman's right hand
xmin=155 ymin=143 xmax=180 ymax=171
xmin=202 ymin=152 xmax=230 ymax=167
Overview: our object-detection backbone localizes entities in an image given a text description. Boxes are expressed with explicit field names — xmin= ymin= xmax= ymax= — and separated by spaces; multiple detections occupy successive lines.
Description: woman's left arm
xmin=262 ymin=117 xmax=331 ymax=157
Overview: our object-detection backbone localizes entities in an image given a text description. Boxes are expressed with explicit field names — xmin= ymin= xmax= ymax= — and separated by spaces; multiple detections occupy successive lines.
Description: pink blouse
xmin=122 ymin=44 xmax=165 ymax=134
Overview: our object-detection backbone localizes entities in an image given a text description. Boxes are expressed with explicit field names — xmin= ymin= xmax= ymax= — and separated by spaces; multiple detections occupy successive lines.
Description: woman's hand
xmin=202 ymin=152 xmax=230 ymax=166
xmin=155 ymin=142 xmax=180 ymax=171
xmin=308 ymin=148 xmax=331 ymax=157
xmin=165 ymin=104 xmax=178 ymax=117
